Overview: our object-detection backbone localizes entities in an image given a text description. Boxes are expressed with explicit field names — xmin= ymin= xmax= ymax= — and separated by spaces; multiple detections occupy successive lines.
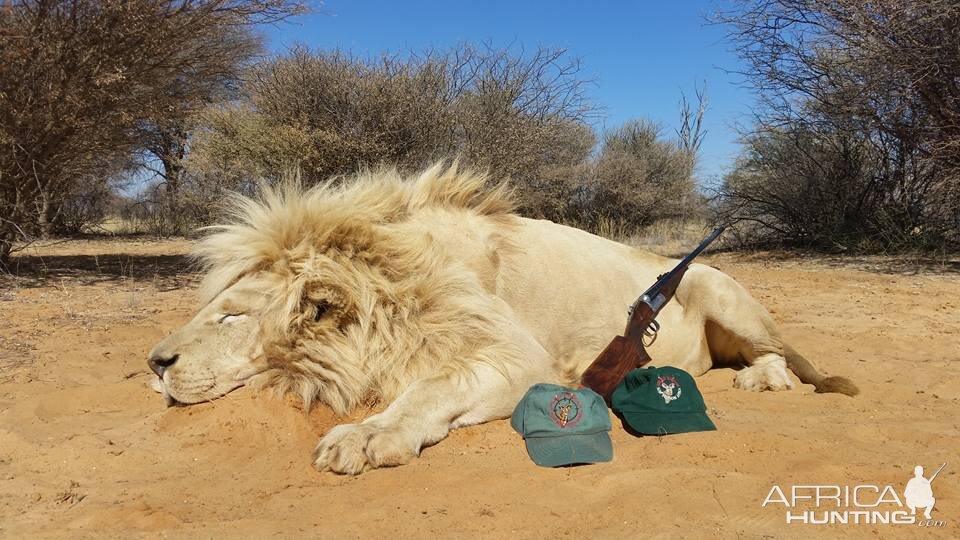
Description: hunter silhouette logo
xmin=656 ymin=375 xmax=681 ymax=404
xmin=905 ymin=463 xmax=945 ymax=520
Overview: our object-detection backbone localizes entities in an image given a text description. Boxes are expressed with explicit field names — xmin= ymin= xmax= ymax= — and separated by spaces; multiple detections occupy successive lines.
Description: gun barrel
xmin=678 ymin=226 xmax=726 ymax=269
xmin=637 ymin=226 xmax=726 ymax=309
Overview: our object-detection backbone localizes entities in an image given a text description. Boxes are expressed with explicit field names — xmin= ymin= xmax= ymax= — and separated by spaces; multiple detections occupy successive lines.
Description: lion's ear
xmin=301 ymin=285 xmax=351 ymax=329
xmin=314 ymin=299 xmax=333 ymax=322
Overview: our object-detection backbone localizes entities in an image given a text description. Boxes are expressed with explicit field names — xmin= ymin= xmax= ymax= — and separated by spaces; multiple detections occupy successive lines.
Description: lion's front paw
xmin=313 ymin=422 xmax=418 ymax=475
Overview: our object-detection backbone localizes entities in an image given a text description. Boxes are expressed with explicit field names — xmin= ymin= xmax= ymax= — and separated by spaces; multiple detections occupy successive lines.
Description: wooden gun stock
xmin=579 ymin=332 xmax=652 ymax=404
xmin=580 ymin=296 xmax=656 ymax=403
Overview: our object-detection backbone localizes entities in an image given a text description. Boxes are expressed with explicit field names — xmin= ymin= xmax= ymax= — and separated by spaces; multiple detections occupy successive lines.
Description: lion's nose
xmin=148 ymin=352 xmax=179 ymax=377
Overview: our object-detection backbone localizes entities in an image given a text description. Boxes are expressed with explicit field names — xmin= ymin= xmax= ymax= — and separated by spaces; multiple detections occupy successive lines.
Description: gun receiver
xmin=581 ymin=226 xmax=726 ymax=403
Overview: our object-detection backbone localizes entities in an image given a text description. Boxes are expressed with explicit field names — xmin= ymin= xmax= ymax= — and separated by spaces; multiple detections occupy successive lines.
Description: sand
xmin=1 ymin=239 xmax=958 ymax=538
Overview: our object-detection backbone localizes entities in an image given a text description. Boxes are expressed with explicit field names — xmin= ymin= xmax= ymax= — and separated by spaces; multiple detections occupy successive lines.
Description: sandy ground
xmin=1 ymin=238 xmax=958 ymax=539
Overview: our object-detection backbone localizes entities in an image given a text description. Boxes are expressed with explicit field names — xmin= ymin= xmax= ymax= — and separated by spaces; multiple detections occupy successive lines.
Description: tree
xmin=716 ymin=0 xmax=960 ymax=249
xmin=0 ymin=0 xmax=305 ymax=266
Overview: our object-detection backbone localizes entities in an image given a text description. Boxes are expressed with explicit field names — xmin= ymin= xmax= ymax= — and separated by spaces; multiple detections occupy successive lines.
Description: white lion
xmin=148 ymin=162 xmax=857 ymax=474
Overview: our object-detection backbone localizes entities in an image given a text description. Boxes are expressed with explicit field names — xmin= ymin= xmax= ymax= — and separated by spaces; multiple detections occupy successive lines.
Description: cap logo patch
xmin=549 ymin=392 xmax=583 ymax=428
xmin=656 ymin=375 xmax=682 ymax=404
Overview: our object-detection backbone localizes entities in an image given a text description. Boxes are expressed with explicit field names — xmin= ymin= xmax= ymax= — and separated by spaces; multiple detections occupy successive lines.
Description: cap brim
xmin=619 ymin=411 xmax=716 ymax=435
xmin=524 ymin=432 xmax=613 ymax=467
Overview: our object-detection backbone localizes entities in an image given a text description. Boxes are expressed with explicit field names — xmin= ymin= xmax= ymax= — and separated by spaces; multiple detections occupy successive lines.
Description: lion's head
xmin=148 ymin=163 xmax=515 ymax=413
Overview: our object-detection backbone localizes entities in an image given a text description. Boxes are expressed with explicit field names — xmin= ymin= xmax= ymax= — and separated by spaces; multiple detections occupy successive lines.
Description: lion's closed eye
xmin=219 ymin=313 xmax=245 ymax=324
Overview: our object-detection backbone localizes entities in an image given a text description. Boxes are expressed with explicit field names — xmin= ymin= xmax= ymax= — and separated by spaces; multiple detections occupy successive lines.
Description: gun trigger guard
xmin=642 ymin=319 xmax=660 ymax=346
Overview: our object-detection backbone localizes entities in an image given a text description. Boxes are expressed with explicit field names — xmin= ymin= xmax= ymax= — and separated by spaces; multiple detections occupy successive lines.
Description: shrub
xmin=716 ymin=122 xmax=949 ymax=251
xmin=185 ymin=44 xmax=597 ymax=218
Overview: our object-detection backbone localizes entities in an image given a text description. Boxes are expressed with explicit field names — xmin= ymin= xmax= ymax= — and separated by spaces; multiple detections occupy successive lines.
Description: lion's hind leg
xmin=704 ymin=318 xmax=793 ymax=392
xmin=692 ymin=265 xmax=794 ymax=392
xmin=689 ymin=264 xmax=856 ymax=395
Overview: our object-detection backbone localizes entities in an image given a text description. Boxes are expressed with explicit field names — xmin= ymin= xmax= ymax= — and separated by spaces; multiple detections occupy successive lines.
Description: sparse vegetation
xmin=716 ymin=0 xmax=960 ymax=251
xmin=0 ymin=0 xmax=305 ymax=265
xmin=177 ymin=44 xmax=705 ymax=237
xmin=184 ymin=44 xmax=600 ymax=221
xmin=0 ymin=3 xmax=706 ymax=260
xmin=4 ymin=0 xmax=956 ymax=266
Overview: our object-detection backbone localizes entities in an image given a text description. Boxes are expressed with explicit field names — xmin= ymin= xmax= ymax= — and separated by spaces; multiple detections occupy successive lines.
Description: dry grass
xmin=85 ymin=216 xmax=144 ymax=235
xmin=1 ymin=237 xmax=196 ymax=290
xmin=610 ymin=217 xmax=712 ymax=257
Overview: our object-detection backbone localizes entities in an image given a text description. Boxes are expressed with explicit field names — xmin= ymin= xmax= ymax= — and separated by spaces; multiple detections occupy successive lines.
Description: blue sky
xmin=262 ymin=0 xmax=752 ymax=187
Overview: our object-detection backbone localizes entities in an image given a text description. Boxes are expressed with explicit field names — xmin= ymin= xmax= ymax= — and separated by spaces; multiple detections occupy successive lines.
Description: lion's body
xmin=148 ymin=163 xmax=856 ymax=474
xmin=411 ymin=210 xmax=765 ymax=379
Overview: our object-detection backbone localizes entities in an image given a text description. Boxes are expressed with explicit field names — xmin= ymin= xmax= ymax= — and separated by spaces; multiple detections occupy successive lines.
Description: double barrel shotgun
xmin=580 ymin=226 xmax=726 ymax=403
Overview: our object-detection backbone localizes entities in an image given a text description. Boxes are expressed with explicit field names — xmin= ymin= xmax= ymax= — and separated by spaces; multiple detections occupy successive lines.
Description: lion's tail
xmin=784 ymin=344 xmax=859 ymax=396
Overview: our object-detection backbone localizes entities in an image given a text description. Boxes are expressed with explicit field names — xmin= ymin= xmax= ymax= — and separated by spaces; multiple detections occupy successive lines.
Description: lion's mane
xmin=192 ymin=163 xmax=522 ymax=413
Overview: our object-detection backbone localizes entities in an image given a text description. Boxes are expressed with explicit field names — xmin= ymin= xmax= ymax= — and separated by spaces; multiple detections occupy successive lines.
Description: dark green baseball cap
xmin=511 ymin=384 xmax=613 ymax=467
xmin=611 ymin=366 xmax=716 ymax=435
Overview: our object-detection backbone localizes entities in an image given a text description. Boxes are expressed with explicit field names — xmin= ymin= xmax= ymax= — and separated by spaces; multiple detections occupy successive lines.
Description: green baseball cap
xmin=611 ymin=366 xmax=716 ymax=435
xmin=511 ymin=384 xmax=613 ymax=467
